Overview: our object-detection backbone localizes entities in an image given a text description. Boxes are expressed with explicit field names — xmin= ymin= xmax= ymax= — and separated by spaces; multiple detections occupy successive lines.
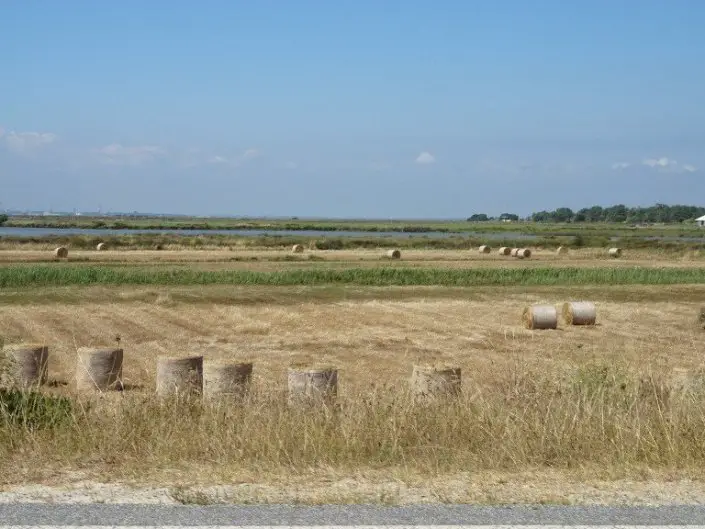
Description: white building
xmin=696 ymin=215 xmax=705 ymax=227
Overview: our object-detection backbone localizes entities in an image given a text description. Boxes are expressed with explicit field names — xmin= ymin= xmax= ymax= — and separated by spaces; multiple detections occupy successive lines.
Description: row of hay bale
xmin=493 ymin=246 xmax=532 ymax=258
xmin=523 ymin=301 xmax=597 ymax=330
xmin=53 ymin=243 xmax=108 ymax=258
xmin=1 ymin=345 xmax=461 ymax=403
xmin=481 ymin=245 xmax=624 ymax=258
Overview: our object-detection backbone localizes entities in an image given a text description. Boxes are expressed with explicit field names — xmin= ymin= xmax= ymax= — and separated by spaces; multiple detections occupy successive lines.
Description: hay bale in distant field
xmin=562 ymin=302 xmax=597 ymax=326
xmin=498 ymin=247 xmax=511 ymax=256
xmin=556 ymin=246 xmax=568 ymax=255
xmin=517 ymin=248 xmax=532 ymax=259
xmin=203 ymin=362 xmax=252 ymax=399
xmin=96 ymin=242 xmax=107 ymax=251
xmin=386 ymin=249 xmax=401 ymax=259
xmin=697 ymin=307 xmax=705 ymax=329
xmin=609 ymin=247 xmax=622 ymax=258
xmin=53 ymin=246 xmax=68 ymax=258
xmin=478 ymin=245 xmax=491 ymax=254
xmin=522 ymin=305 xmax=558 ymax=330
xmin=3 ymin=344 xmax=49 ymax=387
xmin=156 ymin=356 xmax=203 ymax=397
xmin=292 ymin=244 xmax=304 ymax=253
xmin=510 ymin=248 xmax=520 ymax=257
xmin=75 ymin=347 xmax=123 ymax=391
xmin=287 ymin=367 xmax=338 ymax=407
xmin=410 ymin=365 xmax=461 ymax=401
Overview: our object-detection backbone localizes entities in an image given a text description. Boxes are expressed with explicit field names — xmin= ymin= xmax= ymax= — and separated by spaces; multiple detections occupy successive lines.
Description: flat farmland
xmin=1 ymin=245 xmax=704 ymax=504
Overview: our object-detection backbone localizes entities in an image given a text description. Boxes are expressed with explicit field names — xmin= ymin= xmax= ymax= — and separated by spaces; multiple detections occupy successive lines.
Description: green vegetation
xmin=0 ymin=214 xmax=7 ymax=226
xmin=2 ymin=231 xmax=705 ymax=252
xmin=2 ymin=264 xmax=705 ymax=288
xmin=0 ymin=389 xmax=74 ymax=430
xmin=529 ymin=203 xmax=705 ymax=223
xmin=5 ymin=204 xmax=705 ymax=236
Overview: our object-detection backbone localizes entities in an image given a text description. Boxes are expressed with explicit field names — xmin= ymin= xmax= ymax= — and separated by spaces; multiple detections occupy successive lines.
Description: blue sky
xmin=1 ymin=0 xmax=703 ymax=218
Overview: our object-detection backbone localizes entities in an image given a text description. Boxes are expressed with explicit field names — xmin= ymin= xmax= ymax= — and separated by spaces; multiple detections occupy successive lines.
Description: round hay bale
xmin=386 ymin=249 xmax=401 ymax=259
xmin=478 ymin=245 xmax=491 ymax=254
xmin=96 ymin=242 xmax=107 ymax=251
xmin=696 ymin=307 xmax=705 ymax=329
xmin=203 ymin=362 xmax=253 ymax=399
xmin=609 ymin=247 xmax=622 ymax=258
xmin=498 ymin=247 xmax=512 ymax=256
xmin=522 ymin=305 xmax=558 ymax=330
xmin=287 ymin=367 xmax=338 ymax=407
xmin=291 ymin=244 xmax=304 ymax=253
xmin=510 ymin=248 xmax=520 ymax=257
xmin=156 ymin=356 xmax=203 ymax=397
xmin=53 ymin=246 xmax=68 ymax=258
xmin=562 ymin=302 xmax=597 ymax=326
xmin=517 ymin=248 xmax=532 ymax=259
xmin=75 ymin=347 xmax=123 ymax=391
xmin=410 ymin=365 xmax=461 ymax=401
xmin=3 ymin=344 xmax=49 ymax=387
xmin=556 ymin=246 xmax=568 ymax=255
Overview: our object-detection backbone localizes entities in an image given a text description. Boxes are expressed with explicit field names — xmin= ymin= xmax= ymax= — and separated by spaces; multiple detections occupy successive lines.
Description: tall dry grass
xmin=1 ymin=362 xmax=704 ymax=480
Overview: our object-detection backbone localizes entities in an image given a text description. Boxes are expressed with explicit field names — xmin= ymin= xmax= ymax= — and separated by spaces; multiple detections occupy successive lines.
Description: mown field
xmin=1 ymin=239 xmax=705 ymax=504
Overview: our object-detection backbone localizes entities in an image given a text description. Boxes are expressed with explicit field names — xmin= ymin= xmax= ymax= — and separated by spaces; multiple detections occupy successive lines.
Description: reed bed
xmin=2 ymin=264 xmax=705 ymax=288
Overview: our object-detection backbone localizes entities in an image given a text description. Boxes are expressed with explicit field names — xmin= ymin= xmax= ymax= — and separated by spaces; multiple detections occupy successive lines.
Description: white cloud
xmin=242 ymin=148 xmax=262 ymax=160
xmin=643 ymin=157 xmax=676 ymax=168
xmin=208 ymin=155 xmax=229 ymax=164
xmin=415 ymin=151 xmax=435 ymax=164
xmin=2 ymin=130 xmax=57 ymax=155
xmin=611 ymin=157 xmax=697 ymax=174
xmin=96 ymin=143 xmax=166 ymax=166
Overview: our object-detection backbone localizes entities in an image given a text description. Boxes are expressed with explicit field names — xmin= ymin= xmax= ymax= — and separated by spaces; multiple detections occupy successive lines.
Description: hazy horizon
xmin=2 ymin=1 xmax=703 ymax=218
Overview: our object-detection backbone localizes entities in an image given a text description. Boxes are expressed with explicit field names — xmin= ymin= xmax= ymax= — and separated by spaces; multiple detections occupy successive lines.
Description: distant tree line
xmin=468 ymin=204 xmax=705 ymax=224
xmin=0 ymin=214 xmax=7 ymax=226
xmin=467 ymin=213 xmax=519 ymax=222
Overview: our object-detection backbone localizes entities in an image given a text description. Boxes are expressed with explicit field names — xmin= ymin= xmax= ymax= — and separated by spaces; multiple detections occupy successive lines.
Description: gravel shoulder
xmin=1 ymin=472 xmax=704 ymax=505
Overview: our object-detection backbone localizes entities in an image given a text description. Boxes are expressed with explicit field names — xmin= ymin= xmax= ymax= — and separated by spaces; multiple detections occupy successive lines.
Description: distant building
xmin=697 ymin=215 xmax=705 ymax=227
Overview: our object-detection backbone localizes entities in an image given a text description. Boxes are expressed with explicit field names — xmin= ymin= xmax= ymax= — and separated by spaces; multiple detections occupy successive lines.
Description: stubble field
xmin=1 ymin=244 xmax=704 ymax=504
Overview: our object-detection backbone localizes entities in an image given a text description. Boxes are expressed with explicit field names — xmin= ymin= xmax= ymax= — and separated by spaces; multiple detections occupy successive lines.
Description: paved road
xmin=1 ymin=504 xmax=705 ymax=526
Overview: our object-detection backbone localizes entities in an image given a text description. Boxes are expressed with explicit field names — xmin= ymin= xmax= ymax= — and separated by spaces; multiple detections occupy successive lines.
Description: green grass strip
xmin=1 ymin=265 xmax=705 ymax=287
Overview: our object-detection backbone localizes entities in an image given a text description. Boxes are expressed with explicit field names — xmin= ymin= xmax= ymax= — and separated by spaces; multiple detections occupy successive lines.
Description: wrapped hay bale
xmin=75 ymin=347 xmax=123 ymax=391
xmin=203 ymin=362 xmax=253 ymax=399
xmin=556 ymin=246 xmax=568 ymax=255
xmin=517 ymin=248 xmax=532 ymax=259
xmin=498 ymin=247 xmax=512 ymax=256
xmin=54 ymin=247 xmax=68 ymax=258
xmin=562 ymin=302 xmax=597 ymax=326
xmin=291 ymin=244 xmax=304 ymax=253
xmin=96 ymin=242 xmax=107 ymax=251
xmin=156 ymin=356 xmax=203 ymax=397
xmin=522 ymin=305 xmax=558 ymax=330
xmin=287 ymin=367 xmax=338 ymax=407
xmin=478 ymin=245 xmax=491 ymax=254
xmin=410 ymin=365 xmax=461 ymax=401
xmin=3 ymin=344 xmax=49 ymax=387
xmin=609 ymin=247 xmax=622 ymax=258
xmin=386 ymin=249 xmax=401 ymax=259
xmin=510 ymin=248 xmax=520 ymax=257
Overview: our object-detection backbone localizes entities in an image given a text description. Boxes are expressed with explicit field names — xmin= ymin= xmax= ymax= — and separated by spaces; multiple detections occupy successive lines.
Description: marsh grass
xmin=1 ymin=363 xmax=704 ymax=480
xmin=2 ymin=264 xmax=705 ymax=288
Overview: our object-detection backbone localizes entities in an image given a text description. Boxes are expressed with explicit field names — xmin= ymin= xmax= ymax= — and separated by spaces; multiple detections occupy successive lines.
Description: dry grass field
xmin=1 ymin=246 xmax=705 ymax=504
